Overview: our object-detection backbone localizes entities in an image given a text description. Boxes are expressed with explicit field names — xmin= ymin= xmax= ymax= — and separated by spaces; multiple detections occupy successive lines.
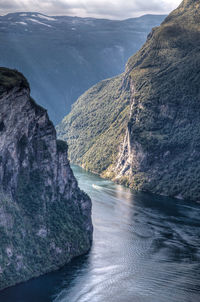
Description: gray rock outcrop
xmin=0 ymin=67 xmax=93 ymax=290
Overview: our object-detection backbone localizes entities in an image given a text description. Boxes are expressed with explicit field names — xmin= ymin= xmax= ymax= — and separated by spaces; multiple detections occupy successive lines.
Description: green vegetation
xmin=57 ymin=139 xmax=68 ymax=153
xmin=58 ymin=0 xmax=200 ymax=201
xmin=16 ymin=168 xmax=44 ymax=216
xmin=122 ymin=0 xmax=200 ymax=200
xmin=0 ymin=188 xmax=91 ymax=290
xmin=57 ymin=75 xmax=131 ymax=174
xmin=0 ymin=67 xmax=29 ymax=95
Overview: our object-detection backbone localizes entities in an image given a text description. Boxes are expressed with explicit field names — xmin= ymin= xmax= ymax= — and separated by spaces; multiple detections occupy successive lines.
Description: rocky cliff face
xmin=114 ymin=0 xmax=200 ymax=201
xmin=0 ymin=68 xmax=92 ymax=290
xmin=58 ymin=0 xmax=200 ymax=202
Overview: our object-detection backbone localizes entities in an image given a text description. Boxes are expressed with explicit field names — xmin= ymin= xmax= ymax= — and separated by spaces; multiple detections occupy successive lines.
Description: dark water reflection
xmin=0 ymin=165 xmax=200 ymax=302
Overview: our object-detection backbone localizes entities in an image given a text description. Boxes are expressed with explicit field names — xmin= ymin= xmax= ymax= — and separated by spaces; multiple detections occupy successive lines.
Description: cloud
xmin=0 ymin=0 xmax=20 ymax=9
xmin=0 ymin=0 xmax=182 ymax=19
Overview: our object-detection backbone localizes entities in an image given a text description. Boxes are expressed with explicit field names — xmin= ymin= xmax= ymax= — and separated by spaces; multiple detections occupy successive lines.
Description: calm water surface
xmin=0 ymin=165 xmax=200 ymax=302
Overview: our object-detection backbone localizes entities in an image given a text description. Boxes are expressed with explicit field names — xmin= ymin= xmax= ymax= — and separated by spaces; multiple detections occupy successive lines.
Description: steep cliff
xmin=58 ymin=0 xmax=200 ymax=201
xmin=57 ymin=75 xmax=131 ymax=173
xmin=0 ymin=67 xmax=93 ymax=290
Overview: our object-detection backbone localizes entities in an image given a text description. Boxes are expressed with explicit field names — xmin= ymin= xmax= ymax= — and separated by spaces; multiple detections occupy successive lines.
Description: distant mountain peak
xmin=0 ymin=13 xmax=166 ymax=123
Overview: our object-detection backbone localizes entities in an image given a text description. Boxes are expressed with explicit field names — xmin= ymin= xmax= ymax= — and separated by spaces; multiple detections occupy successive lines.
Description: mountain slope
xmin=0 ymin=67 xmax=92 ymax=290
xmin=57 ymin=75 xmax=131 ymax=173
xmin=0 ymin=12 xmax=165 ymax=123
xmin=58 ymin=0 xmax=200 ymax=201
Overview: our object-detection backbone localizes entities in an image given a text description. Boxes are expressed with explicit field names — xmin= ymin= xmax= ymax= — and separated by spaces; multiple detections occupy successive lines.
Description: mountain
xmin=56 ymin=74 xmax=131 ymax=173
xmin=57 ymin=0 xmax=200 ymax=202
xmin=0 ymin=12 xmax=166 ymax=123
xmin=0 ymin=67 xmax=92 ymax=290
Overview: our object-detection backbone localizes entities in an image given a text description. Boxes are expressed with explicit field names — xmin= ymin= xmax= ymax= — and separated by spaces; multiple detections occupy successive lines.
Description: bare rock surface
xmin=0 ymin=67 xmax=93 ymax=290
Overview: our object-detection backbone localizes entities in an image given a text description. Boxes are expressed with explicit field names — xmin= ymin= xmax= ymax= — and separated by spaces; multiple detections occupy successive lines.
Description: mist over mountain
xmin=0 ymin=12 xmax=165 ymax=123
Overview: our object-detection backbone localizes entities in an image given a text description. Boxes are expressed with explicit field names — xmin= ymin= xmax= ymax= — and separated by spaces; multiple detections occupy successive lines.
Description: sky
xmin=0 ymin=0 xmax=183 ymax=19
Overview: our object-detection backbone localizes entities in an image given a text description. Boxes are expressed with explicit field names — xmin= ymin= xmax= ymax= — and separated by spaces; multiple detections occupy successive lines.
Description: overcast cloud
xmin=0 ymin=0 xmax=182 ymax=19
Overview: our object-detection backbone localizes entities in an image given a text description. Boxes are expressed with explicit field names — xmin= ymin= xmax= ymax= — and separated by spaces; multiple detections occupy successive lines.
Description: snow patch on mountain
xmin=37 ymin=14 xmax=57 ymax=21
xmin=27 ymin=18 xmax=52 ymax=27
xmin=16 ymin=21 xmax=27 ymax=26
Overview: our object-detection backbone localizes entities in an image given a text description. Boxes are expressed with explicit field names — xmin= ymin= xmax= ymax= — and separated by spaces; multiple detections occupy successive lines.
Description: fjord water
xmin=0 ymin=165 xmax=200 ymax=302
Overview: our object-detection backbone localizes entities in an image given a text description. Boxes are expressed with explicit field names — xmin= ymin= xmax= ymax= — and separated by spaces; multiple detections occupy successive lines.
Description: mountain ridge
xmin=0 ymin=12 xmax=166 ymax=123
xmin=58 ymin=0 xmax=200 ymax=202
